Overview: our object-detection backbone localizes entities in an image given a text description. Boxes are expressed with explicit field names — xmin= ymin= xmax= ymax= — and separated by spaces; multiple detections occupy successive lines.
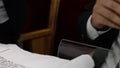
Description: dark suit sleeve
xmin=77 ymin=0 xmax=95 ymax=45
xmin=77 ymin=0 xmax=118 ymax=49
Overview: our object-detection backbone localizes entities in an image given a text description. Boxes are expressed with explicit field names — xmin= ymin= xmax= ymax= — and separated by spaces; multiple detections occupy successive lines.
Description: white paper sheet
xmin=0 ymin=44 xmax=94 ymax=68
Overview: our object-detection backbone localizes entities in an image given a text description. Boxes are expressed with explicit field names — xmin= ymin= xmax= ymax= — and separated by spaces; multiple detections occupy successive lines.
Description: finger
xmin=114 ymin=0 xmax=120 ymax=4
xmin=98 ymin=13 xmax=120 ymax=29
xmin=94 ymin=5 xmax=120 ymax=28
xmin=92 ymin=10 xmax=120 ymax=29
xmin=103 ymin=0 xmax=120 ymax=18
xmin=95 ymin=12 xmax=120 ymax=29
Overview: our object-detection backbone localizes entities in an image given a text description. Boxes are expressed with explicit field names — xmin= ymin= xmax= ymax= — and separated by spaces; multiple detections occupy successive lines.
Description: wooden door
xmin=20 ymin=0 xmax=60 ymax=55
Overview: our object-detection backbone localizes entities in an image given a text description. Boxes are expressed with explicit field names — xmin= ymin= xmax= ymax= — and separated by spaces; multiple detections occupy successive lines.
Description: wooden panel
xmin=20 ymin=28 xmax=51 ymax=41
xmin=31 ymin=35 xmax=53 ymax=54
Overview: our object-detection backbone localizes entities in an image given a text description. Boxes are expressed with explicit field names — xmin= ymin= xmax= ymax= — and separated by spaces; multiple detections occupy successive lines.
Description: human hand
xmin=91 ymin=0 xmax=120 ymax=30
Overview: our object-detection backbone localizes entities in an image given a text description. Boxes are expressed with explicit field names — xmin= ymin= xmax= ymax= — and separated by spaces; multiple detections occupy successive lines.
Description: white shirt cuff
xmin=87 ymin=15 xmax=99 ymax=40
xmin=87 ymin=15 xmax=110 ymax=40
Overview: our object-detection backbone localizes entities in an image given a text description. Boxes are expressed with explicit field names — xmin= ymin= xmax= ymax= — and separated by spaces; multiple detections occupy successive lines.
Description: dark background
xmin=54 ymin=0 xmax=92 ymax=55
xmin=22 ymin=0 xmax=92 ymax=55
xmin=22 ymin=0 xmax=51 ymax=33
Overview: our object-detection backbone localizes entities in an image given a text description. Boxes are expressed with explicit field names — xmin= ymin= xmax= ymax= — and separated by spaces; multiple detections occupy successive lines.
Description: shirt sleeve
xmin=87 ymin=15 xmax=111 ymax=40
xmin=59 ymin=54 xmax=95 ymax=68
